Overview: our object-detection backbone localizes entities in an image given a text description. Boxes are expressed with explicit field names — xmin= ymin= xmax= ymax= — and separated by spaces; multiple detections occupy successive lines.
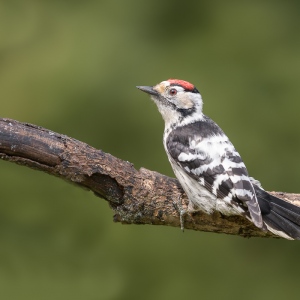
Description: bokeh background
xmin=1 ymin=1 xmax=300 ymax=299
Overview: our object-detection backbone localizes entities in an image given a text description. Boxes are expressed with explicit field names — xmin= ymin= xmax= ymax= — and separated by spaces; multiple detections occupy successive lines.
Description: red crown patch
xmin=167 ymin=79 xmax=194 ymax=91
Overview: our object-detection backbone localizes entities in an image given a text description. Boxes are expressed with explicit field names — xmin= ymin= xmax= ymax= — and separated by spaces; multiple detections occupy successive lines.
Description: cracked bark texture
xmin=1 ymin=117 xmax=299 ymax=239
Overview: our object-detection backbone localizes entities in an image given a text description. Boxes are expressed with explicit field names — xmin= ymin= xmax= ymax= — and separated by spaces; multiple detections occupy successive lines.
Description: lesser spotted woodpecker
xmin=137 ymin=79 xmax=300 ymax=240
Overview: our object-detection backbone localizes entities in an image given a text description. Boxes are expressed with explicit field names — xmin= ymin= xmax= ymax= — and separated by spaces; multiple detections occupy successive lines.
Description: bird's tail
xmin=254 ymin=186 xmax=300 ymax=240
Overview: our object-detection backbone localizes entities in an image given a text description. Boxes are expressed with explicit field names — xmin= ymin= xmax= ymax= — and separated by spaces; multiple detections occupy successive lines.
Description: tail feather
xmin=254 ymin=185 xmax=300 ymax=240
xmin=270 ymin=202 xmax=300 ymax=225
xmin=263 ymin=211 xmax=300 ymax=240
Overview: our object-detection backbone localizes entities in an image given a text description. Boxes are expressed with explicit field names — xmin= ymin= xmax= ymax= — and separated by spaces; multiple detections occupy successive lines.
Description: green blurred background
xmin=1 ymin=0 xmax=300 ymax=299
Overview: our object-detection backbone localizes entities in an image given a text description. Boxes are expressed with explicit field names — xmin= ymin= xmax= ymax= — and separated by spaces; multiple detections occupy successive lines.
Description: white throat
xmin=151 ymin=94 xmax=204 ymax=132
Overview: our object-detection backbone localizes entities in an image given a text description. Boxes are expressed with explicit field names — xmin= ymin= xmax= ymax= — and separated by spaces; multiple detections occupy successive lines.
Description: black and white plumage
xmin=137 ymin=79 xmax=300 ymax=240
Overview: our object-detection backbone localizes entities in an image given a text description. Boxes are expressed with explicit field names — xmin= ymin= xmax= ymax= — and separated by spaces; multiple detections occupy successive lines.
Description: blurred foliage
xmin=1 ymin=0 xmax=300 ymax=299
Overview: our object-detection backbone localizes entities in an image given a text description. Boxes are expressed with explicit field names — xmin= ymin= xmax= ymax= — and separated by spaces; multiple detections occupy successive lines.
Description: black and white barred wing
xmin=165 ymin=121 xmax=264 ymax=228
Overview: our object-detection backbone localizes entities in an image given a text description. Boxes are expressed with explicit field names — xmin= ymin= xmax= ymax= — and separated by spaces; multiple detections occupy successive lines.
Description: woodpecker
xmin=137 ymin=79 xmax=300 ymax=240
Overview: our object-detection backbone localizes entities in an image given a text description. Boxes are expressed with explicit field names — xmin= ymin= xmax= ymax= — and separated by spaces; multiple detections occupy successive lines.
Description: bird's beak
xmin=136 ymin=86 xmax=159 ymax=96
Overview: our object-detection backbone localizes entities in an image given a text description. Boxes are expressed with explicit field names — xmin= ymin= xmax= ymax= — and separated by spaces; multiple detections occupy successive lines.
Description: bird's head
xmin=137 ymin=79 xmax=203 ymax=127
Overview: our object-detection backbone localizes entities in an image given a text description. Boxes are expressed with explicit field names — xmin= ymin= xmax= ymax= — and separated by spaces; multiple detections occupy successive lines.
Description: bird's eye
xmin=169 ymin=88 xmax=177 ymax=96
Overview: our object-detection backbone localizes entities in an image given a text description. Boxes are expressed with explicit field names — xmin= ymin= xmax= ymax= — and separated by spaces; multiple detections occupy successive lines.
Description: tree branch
xmin=1 ymin=118 xmax=299 ymax=239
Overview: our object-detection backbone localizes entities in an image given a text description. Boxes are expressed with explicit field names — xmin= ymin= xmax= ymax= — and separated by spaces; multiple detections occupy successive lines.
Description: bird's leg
xmin=173 ymin=195 xmax=199 ymax=231
xmin=174 ymin=195 xmax=199 ymax=231
xmin=179 ymin=209 xmax=186 ymax=232
xmin=173 ymin=194 xmax=186 ymax=231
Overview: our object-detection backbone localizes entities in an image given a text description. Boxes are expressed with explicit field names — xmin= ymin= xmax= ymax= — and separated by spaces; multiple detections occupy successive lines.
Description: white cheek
xmin=175 ymin=94 xmax=194 ymax=109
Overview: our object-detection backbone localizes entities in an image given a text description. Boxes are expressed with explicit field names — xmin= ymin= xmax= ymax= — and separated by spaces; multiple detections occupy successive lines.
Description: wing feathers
xmin=164 ymin=118 xmax=300 ymax=239
xmin=166 ymin=119 xmax=263 ymax=228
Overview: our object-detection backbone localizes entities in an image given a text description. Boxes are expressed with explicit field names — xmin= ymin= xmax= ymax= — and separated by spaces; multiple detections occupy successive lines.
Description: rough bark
xmin=0 ymin=117 xmax=299 ymax=239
